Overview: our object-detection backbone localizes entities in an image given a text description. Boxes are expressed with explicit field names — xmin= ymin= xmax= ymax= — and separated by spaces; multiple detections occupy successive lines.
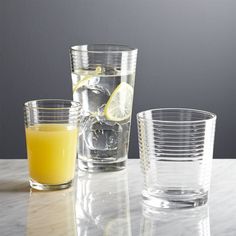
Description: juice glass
xmin=70 ymin=44 xmax=138 ymax=172
xmin=24 ymin=99 xmax=81 ymax=190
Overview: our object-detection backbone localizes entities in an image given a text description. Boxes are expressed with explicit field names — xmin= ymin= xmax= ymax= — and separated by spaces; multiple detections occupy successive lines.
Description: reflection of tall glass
xmin=140 ymin=205 xmax=210 ymax=236
xmin=27 ymin=188 xmax=77 ymax=235
xmin=70 ymin=44 xmax=138 ymax=172
xmin=76 ymin=170 xmax=131 ymax=235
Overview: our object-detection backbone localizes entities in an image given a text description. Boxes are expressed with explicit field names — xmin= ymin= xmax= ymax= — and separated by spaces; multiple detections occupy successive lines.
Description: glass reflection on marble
xmin=27 ymin=188 xmax=77 ymax=236
xmin=140 ymin=204 xmax=210 ymax=236
xmin=76 ymin=170 xmax=131 ymax=236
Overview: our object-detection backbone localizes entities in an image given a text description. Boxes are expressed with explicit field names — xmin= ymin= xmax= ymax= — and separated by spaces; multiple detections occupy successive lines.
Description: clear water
xmin=72 ymin=67 xmax=135 ymax=165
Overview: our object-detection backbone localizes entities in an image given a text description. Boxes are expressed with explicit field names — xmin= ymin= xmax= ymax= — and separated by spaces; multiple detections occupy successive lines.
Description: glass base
xmin=142 ymin=189 xmax=208 ymax=210
xmin=78 ymin=159 xmax=126 ymax=172
xmin=29 ymin=178 xmax=73 ymax=191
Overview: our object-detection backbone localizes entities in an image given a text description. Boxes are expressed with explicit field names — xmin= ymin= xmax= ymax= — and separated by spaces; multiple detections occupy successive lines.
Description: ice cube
xmin=84 ymin=119 xmax=121 ymax=151
xmin=94 ymin=104 xmax=116 ymax=125
xmin=76 ymin=85 xmax=110 ymax=113
xmin=78 ymin=114 xmax=90 ymax=134
xmin=88 ymin=76 xmax=100 ymax=86
xmin=97 ymin=104 xmax=106 ymax=116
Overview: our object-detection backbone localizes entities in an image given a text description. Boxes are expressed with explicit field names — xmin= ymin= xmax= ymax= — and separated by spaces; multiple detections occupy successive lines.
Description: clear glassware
xmin=137 ymin=108 xmax=216 ymax=209
xmin=70 ymin=44 xmax=138 ymax=172
xmin=24 ymin=99 xmax=81 ymax=190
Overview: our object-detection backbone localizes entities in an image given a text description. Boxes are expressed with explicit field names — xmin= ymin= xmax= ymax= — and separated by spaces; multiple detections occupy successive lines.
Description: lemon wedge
xmin=104 ymin=82 xmax=133 ymax=122
xmin=73 ymin=66 xmax=102 ymax=93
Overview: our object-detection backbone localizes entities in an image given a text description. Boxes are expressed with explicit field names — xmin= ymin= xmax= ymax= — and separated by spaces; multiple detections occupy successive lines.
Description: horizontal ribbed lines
xmin=137 ymin=108 xmax=215 ymax=193
xmin=70 ymin=52 xmax=137 ymax=72
xmin=24 ymin=111 xmax=80 ymax=126
xmin=137 ymin=132 xmax=215 ymax=141
xmin=137 ymin=123 xmax=215 ymax=161
xmin=150 ymin=127 xmax=206 ymax=133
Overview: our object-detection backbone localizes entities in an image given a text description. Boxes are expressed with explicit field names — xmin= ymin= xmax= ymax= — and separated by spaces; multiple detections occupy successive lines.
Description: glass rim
xmin=137 ymin=108 xmax=217 ymax=123
xmin=70 ymin=44 xmax=138 ymax=54
xmin=24 ymin=99 xmax=81 ymax=110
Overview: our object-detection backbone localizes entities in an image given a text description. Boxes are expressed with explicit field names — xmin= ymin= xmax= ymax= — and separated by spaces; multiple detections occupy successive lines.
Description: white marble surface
xmin=0 ymin=159 xmax=236 ymax=235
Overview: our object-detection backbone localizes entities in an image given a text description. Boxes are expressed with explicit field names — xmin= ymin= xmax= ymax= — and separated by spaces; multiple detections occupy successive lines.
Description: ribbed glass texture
xmin=70 ymin=44 xmax=137 ymax=74
xmin=24 ymin=99 xmax=81 ymax=191
xmin=24 ymin=99 xmax=81 ymax=126
xmin=70 ymin=44 xmax=138 ymax=172
xmin=137 ymin=108 xmax=216 ymax=208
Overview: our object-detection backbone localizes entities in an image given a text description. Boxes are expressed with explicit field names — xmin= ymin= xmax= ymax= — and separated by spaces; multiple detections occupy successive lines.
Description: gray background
xmin=0 ymin=0 xmax=236 ymax=159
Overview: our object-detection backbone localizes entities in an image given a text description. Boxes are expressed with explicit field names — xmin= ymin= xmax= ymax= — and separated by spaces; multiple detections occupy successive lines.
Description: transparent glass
xmin=137 ymin=108 xmax=216 ymax=209
xmin=24 ymin=99 xmax=81 ymax=190
xmin=70 ymin=44 xmax=138 ymax=172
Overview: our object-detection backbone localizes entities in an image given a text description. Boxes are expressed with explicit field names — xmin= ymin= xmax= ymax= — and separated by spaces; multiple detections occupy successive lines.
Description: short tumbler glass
xmin=70 ymin=44 xmax=138 ymax=172
xmin=24 ymin=99 xmax=81 ymax=190
xmin=137 ymin=108 xmax=216 ymax=209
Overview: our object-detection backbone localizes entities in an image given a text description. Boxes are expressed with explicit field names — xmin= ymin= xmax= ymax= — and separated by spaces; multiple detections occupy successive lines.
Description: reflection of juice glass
xmin=24 ymin=99 xmax=81 ymax=190
xmin=27 ymin=188 xmax=77 ymax=236
xmin=70 ymin=44 xmax=138 ymax=172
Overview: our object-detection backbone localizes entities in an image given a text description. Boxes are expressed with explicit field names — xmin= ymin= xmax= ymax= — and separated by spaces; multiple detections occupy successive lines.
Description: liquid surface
xmin=25 ymin=124 xmax=78 ymax=185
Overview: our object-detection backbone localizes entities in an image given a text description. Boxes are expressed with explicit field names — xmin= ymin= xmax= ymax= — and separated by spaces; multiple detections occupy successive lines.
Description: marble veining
xmin=0 ymin=159 xmax=236 ymax=235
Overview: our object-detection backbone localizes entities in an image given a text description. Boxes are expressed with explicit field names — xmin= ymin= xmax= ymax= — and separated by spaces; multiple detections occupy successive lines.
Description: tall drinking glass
xmin=24 ymin=99 xmax=81 ymax=190
xmin=70 ymin=44 xmax=138 ymax=172
xmin=137 ymin=108 xmax=216 ymax=209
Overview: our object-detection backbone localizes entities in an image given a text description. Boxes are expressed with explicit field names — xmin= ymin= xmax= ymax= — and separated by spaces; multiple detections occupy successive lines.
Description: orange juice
xmin=25 ymin=124 xmax=78 ymax=185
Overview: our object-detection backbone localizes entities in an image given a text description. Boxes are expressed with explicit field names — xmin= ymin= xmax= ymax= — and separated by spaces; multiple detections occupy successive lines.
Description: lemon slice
xmin=104 ymin=82 xmax=133 ymax=122
xmin=73 ymin=66 xmax=102 ymax=93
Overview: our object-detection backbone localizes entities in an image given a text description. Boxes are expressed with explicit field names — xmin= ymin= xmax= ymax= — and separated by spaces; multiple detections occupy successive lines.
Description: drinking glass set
xmin=24 ymin=44 xmax=216 ymax=210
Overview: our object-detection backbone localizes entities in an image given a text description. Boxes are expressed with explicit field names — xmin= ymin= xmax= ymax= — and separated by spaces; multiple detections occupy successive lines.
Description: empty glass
xmin=137 ymin=108 xmax=216 ymax=209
